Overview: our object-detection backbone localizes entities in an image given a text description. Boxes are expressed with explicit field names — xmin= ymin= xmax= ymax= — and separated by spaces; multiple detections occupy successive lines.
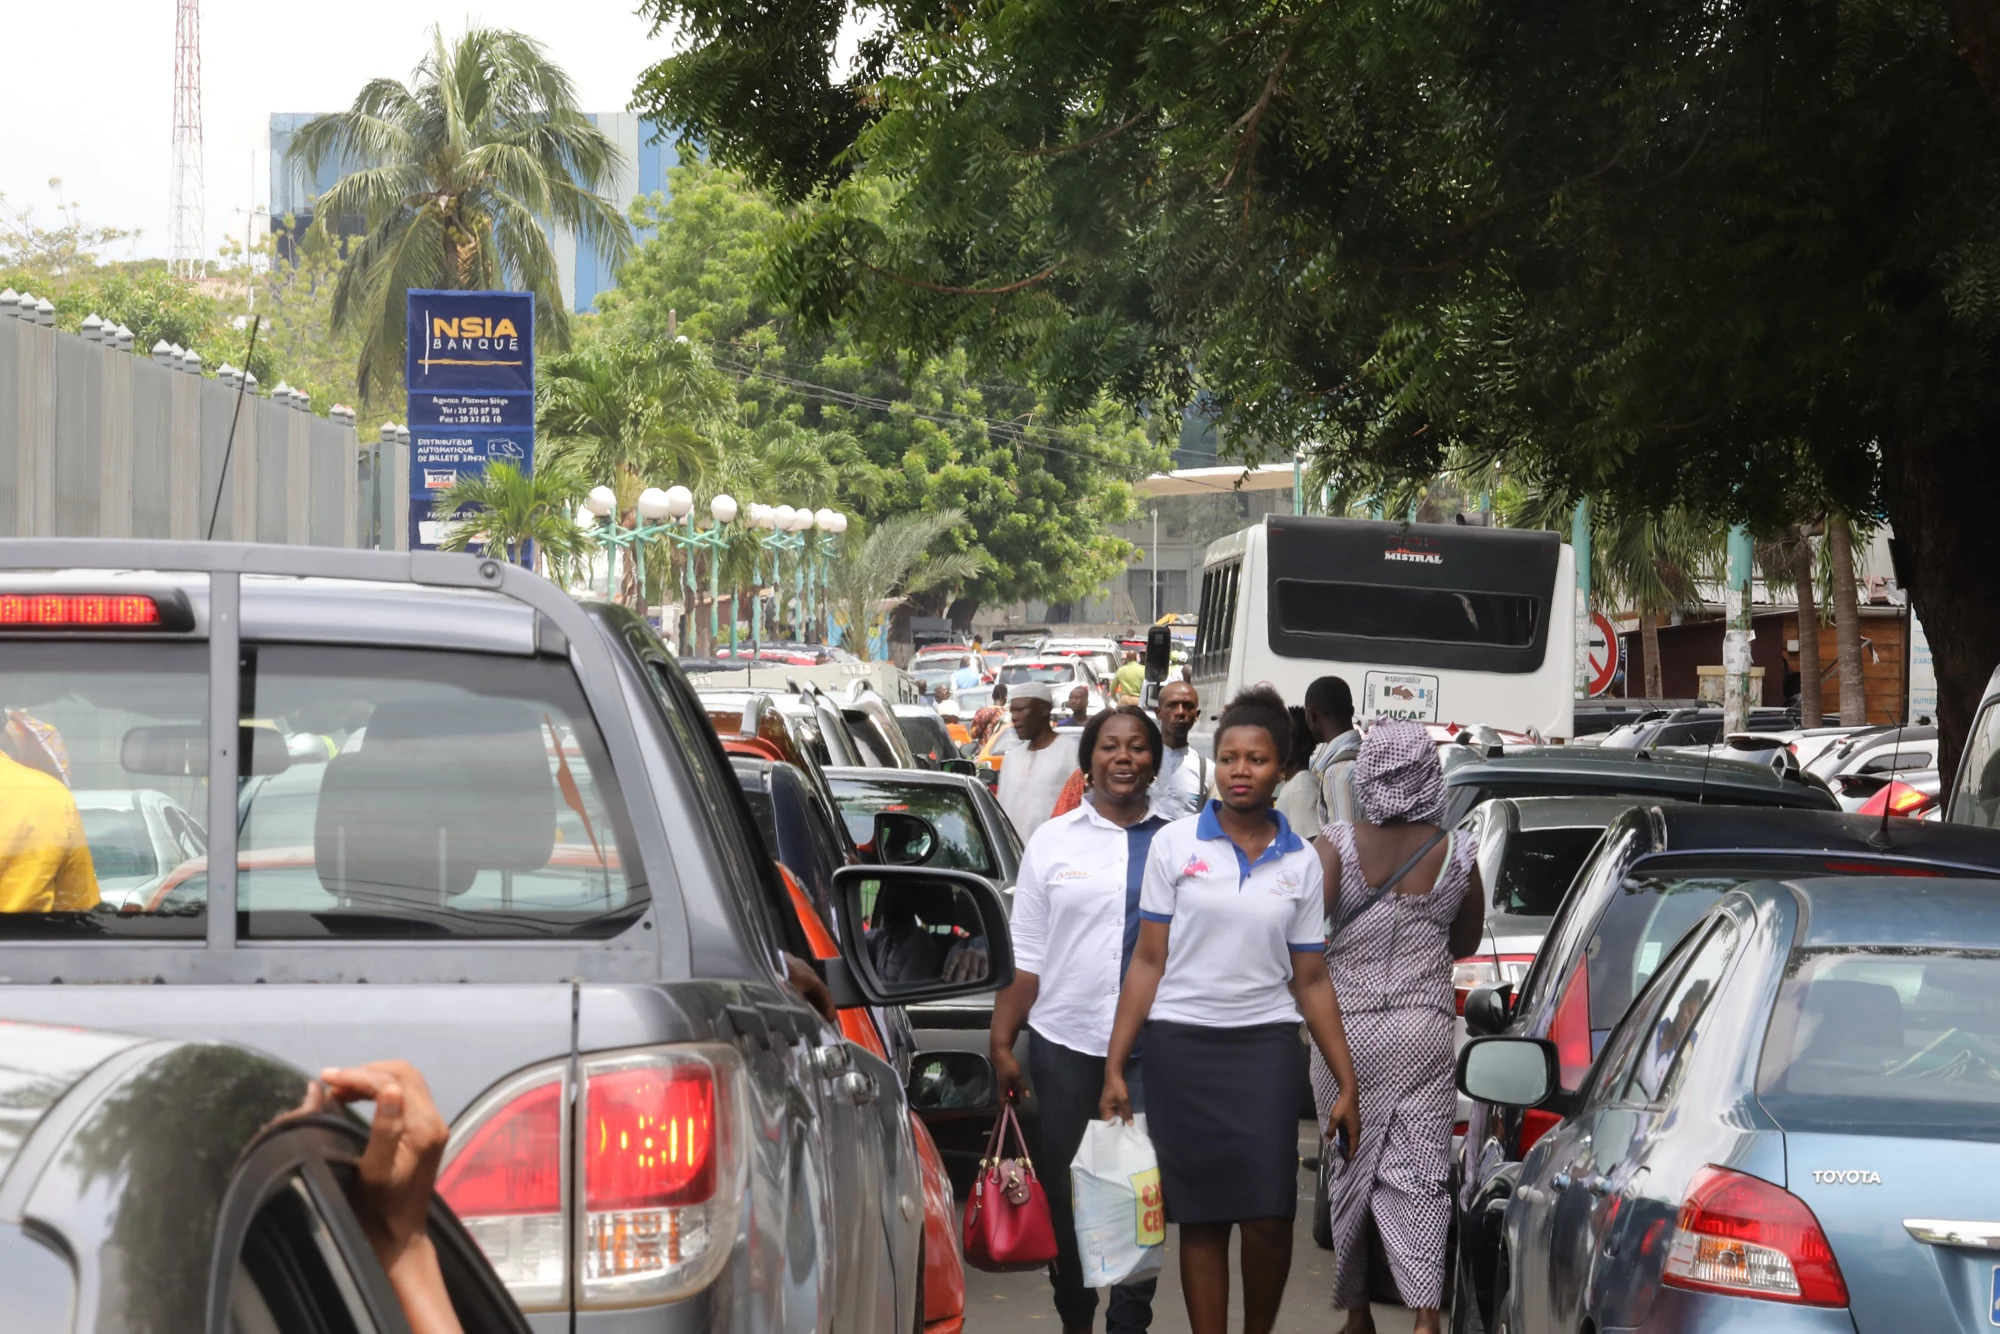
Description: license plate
xmin=1363 ymin=671 xmax=1440 ymax=723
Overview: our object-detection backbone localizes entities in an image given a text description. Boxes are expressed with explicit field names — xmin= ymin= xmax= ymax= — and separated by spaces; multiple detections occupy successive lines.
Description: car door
xmin=1547 ymin=914 xmax=1744 ymax=1331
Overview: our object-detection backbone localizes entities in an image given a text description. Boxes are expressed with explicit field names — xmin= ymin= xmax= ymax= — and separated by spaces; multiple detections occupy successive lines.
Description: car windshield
xmin=1495 ymin=826 xmax=1605 ymax=916
xmin=1587 ymin=855 xmax=2000 ymax=1031
xmin=75 ymin=805 xmax=158 ymax=882
xmin=1758 ymin=948 xmax=2000 ymax=1140
xmin=1001 ymin=663 xmax=1077 ymax=685
xmin=896 ymin=714 xmax=954 ymax=763
xmin=829 ymin=779 xmax=999 ymax=876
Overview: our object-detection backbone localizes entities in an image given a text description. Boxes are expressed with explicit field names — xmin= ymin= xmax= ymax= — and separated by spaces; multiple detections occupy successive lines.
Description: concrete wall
xmin=0 ymin=315 xmax=360 ymax=546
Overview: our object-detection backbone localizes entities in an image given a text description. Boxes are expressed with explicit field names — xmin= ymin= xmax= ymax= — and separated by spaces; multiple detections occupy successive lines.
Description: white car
xmin=999 ymin=656 xmax=1108 ymax=714
xmin=72 ymin=788 xmax=207 ymax=910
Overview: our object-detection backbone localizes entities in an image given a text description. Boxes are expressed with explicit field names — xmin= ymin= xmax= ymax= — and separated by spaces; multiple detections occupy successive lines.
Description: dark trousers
xmin=1027 ymin=1028 xmax=1157 ymax=1333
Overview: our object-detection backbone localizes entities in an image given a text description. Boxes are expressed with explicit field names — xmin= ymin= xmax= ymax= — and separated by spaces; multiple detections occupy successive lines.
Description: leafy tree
xmin=594 ymin=160 xmax=1168 ymax=624
xmin=827 ymin=510 xmax=987 ymax=660
xmin=633 ymin=0 xmax=2000 ymax=779
xmin=289 ymin=24 xmax=633 ymax=402
xmin=430 ymin=459 xmax=589 ymax=576
xmin=537 ymin=335 xmax=734 ymax=508
xmin=0 ymin=178 xmax=135 ymax=280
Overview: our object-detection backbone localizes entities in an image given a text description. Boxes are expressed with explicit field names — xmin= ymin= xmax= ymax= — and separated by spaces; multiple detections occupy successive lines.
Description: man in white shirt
xmin=1277 ymin=674 xmax=1360 ymax=834
xmin=1153 ymin=680 xmax=1209 ymax=817
xmin=995 ymin=682 xmax=1076 ymax=841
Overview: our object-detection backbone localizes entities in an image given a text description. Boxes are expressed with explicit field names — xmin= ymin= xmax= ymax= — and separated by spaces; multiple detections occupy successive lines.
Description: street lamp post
xmin=748 ymin=504 xmax=804 ymax=646
xmin=810 ymin=507 xmax=847 ymax=645
xmin=581 ymin=484 xmax=735 ymax=652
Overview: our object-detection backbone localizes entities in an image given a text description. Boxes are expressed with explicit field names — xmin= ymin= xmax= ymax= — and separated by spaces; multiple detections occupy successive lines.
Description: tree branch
xmin=1015 ymin=105 xmax=1155 ymax=157
xmin=856 ymin=259 xmax=1059 ymax=295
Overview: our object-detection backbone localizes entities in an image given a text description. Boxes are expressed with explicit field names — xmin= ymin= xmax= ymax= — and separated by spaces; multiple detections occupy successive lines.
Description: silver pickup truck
xmin=0 ymin=539 xmax=1012 ymax=1333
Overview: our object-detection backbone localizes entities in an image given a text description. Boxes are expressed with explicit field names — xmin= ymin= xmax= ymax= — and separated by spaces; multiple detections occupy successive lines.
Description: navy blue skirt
xmin=1142 ymin=1018 xmax=1303 ymax=1223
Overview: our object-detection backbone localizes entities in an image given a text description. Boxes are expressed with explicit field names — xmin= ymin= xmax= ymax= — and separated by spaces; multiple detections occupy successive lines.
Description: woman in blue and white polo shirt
xmin=989 ymin=704 xmax=1172 ymax=1334
xmin=1101 ymin=686 xmax=1362 ymax=1334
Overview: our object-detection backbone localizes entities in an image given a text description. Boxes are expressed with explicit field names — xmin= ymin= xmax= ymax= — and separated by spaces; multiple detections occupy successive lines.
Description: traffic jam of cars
xmin=1 ymin=535 xmax=1997 ymax=1333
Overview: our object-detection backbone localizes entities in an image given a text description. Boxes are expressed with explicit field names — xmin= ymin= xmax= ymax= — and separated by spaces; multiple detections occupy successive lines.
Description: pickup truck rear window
xmin=0 ymin=640 xmax=640 ymax=938
xmin=231 ymin=644 xmax=640 ymax=937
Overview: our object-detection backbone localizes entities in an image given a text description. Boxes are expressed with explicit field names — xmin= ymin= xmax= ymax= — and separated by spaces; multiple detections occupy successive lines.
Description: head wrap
xmin=1010 ymin=681 xmax=1054 ymax=704
xmin=1351 ymin=719 xmax=1446 ymax=825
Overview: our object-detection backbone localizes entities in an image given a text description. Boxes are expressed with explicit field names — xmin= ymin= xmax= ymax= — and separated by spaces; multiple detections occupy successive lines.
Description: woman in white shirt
xmin=1100 ymin=686 xmax=1361 ymax=1334
xmin=989 ymin=704 xmax=1172 ymax=1334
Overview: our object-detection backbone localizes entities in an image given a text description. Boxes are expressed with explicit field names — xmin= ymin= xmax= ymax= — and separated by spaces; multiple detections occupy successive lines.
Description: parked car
xmin=1597 ymin=705 xmax=1836 ymax=750
xmin=1944 ymin=660 xmax=2000 ymax=828
xmin=1448 ymin=805 xmax=2000 ymax=1331
xmin=1464 ymin=875 xmax=2000 ymax=1334
xmin=0 ymin=540 xmax=1013 ymax=1334
xmin=0 ymin=1020 xmax=529 ymax=1334
xmin=1442 ymin=744 xmax=1840 ymax=819
xmin=699 ymin=685 xmax=872 ymax=768
xmin=826 ymin=766 xmax=1025 ymax=1181
xmin=892 ymin=702 xmax=968 ymax=769
xmin=840 ymin=683 xmax=924 ymax=768
xmin=727 ymin=754 xmax=981 ymax=1334
xmin=997 ymin=656 xmax=1107 ymax=712
xmin=71 ymin=786 xmax=207 ymax=909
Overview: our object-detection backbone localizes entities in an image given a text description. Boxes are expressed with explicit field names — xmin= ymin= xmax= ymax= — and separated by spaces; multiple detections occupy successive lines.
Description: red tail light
xmin=1856 ymin=780 xmax=1936 ymax=819
xmin=586 ymin=1065 xmax=716 ymax=1209
xmin=1452 ymin=954 xmax=1535 ymax=1015
xmin=439 ymin=1047 xmax=745 ymax=1312
xmin=1664 ymin=1166 xmax=1849 ymax=1306
xmin=0 ymin=593 xmax=161 ymax=626
xmin=437 ymin=1071 xmax=567 ymax=1305
xmin=1547 ymin=963 xmax=1593 ymax=1090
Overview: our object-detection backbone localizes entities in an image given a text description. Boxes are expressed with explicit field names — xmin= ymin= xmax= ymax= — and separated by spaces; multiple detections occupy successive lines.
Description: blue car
xmin=1459 ymin=877 xmax=2000 ymax=1333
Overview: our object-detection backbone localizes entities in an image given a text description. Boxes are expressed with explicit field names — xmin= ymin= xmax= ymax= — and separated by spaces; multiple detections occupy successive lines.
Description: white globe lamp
xmin=828 ymin=511 xmax=849 ymax=534
xmin=585 ymin=486 xmax=617 ymax=518
xmin=663 ymin=485 xmax=695 ymax=520
xmin=773 ymin=505 xmax=797 ymax=531
xmin=790 ymin=507 xmax=815 ymax=532
xmin=813 ymin=507 xmax=837 ymax=532
xmin=710 ymin=493 xmax=738 ymax=525
xmin=636 ymin=487 xmax=673 ymax=521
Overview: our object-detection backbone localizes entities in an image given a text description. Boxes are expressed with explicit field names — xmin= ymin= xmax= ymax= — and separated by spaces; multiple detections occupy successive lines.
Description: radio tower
xmin=169 ymin=0 xmax=205 ymax=278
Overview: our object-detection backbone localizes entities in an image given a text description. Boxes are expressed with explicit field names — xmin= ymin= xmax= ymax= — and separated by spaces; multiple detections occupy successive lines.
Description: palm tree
xmin=1825 ymin=511 xmax=1868 ymax=725
xmin=287 ymin=25 xmax=633 ymax=400
xmin=430 ymin=460 xmax=589 ymax=577
xmin=827 ymin=511 xmax=987 ymax=661
xmin=538 ymin=337 xmax=733 ymax=498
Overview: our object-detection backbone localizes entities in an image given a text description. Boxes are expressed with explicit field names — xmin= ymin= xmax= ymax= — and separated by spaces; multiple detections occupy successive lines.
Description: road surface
xmin=961 ymin=1122 xmax=1424 ymax=1333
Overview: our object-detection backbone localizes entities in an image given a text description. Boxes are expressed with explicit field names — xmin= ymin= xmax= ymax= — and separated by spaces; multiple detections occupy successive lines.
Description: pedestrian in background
xmin=996 ymin=682 xmax=1075 ymax=841
xmin=990 ymin=704 xmax=1171 ymax=1334
xmin=1114 ymin=651 xmax=1146 ymax=705
xmin=1059 ymin=684 xmax=1092 ymax=728
xmin=1312 ymin=719 xmax=1485 ymax=1334
xmin=1278 ymin=676 xmax=1360 ymax=834
xmin=970 ymin=681 xmax=1008 ymax=747
xmin=1101 ymin=686 xmax=1361 ymax=1334
xmin=1153 ymin=680 xmax=1209 ymax=816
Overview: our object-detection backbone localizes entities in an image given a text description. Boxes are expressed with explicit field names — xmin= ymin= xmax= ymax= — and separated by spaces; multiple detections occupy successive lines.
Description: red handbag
xmin=961 ymin=1100 xmax=1059 ymax=1272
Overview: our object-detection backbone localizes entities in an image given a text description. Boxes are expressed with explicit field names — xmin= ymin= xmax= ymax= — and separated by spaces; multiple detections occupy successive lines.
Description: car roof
xmin=1645 ymin=805 xmax=2000 ymax=867
xmin=1767 ymin=877 xmax=2000 ymax=949
xmin=823 ymin=765 xmax=990 ymax=796
xmin=1492 ymin=795 xmax=1662 ymax=830
xmin=1447 ymin=745 xmax=1834 ymax=808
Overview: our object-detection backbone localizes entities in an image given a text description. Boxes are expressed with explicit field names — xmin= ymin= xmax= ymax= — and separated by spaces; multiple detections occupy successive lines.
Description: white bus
xmin=1188 ymin=515 xmax=1576 ymax=747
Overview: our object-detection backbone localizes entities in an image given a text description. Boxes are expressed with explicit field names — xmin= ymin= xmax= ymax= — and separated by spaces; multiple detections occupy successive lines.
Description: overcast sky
xmin=0 ymin=0 xmax=667 ymax=264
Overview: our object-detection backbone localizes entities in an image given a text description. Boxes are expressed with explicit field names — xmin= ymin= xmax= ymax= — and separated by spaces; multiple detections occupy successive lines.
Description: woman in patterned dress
xmin=1309 ymin=720 xmax=1486 ymax=1334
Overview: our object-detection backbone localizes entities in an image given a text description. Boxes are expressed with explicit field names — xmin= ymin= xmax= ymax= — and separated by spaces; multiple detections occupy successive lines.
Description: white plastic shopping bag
xmin=1069 ymin=1114 xmax=1166 ymax=1288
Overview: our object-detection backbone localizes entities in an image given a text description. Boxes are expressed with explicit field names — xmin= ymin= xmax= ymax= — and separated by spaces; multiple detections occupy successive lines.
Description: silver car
xmin=0 ymin=540 xmax=1012 ymax=1334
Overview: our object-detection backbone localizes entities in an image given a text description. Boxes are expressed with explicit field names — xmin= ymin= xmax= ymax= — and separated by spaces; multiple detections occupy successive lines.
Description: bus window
xmin=1273 ymin=580 xmax=1541 ymax=647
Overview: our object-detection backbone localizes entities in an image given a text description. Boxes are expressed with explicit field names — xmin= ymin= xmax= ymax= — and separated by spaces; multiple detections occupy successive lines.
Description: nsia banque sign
xmin=404 ymin=291 xmax=535 ymax=551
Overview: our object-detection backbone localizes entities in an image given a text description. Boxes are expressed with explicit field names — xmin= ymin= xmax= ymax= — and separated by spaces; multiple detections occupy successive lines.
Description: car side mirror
xmin=1456 ymin=1036 xmax=1560 ymax=1108
xmin=829 ymin=866 xmax=1015 ymax=1005
xmin=939 ymin=758 xmax=976 ymax=777
xmin=907 ymin=1050 xmax=998 ymax=1114
xmin=1463 ymin=983 xmax=1514 ymax=1037
xmin=958 ymin=741 xmax=980 ymax=759
xmin=873 ymin=811 xmax=939 ymax=865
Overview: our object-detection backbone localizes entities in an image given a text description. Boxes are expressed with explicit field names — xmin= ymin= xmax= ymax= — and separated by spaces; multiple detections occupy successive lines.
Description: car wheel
xmin=1312 ymin=1130 xmax=1334 ymax=1251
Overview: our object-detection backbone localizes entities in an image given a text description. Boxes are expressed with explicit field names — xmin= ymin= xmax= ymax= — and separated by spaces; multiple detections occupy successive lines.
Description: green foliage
xmin=430 ymin=459 xmax=590 ymax=576
xmin=827 ymin=509 xmax=988 ymax=660
xmin=595 ymin=159 xmax=1169 ymax=616
xmin=290 ymin=24 xmax=634 ymax=402
xmin=0 ymin=179 xmax=136 ymax=280
xmin=537 ymin=335 xmax=735 ymax=507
